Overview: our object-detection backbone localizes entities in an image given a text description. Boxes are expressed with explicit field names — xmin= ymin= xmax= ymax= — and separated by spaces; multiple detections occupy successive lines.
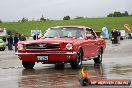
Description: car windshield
xmin=43 ymin=27 xmax=84 ymax=38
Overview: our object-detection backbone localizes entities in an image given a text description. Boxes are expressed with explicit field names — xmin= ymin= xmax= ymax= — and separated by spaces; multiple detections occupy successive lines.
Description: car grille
xmin=26 ymin=43 xmax=60 ymax=49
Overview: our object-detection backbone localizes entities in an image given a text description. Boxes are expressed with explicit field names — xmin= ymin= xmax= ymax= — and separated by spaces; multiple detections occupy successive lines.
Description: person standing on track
xmin=14 ymin=33 xmax=19 ymax=52
xmin=111 ymin=29 xmax=118 ymax=44
xmin=7 ymin=35 xmax=13 ymax=50
xmin=19 ymin=34 xmax=26 ymax=41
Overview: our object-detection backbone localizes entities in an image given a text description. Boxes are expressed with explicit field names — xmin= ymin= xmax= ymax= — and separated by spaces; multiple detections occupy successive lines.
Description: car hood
xmin=18 ymin=38 xmax=82 ymax=44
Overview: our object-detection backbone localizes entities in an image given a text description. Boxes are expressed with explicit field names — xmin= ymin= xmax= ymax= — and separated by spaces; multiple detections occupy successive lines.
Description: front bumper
xmin=15 ymin=52 xmax=77 ymax=55
xmin=0 ymin=45 xmax=4 ymax=48
xmin=15 ymin=51 xmax=77 ymax=63
xmin=0 ymin=46 xmax=4 ymax=49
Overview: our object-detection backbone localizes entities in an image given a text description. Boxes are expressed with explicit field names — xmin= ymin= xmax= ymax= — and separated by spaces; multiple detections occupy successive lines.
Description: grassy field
xmin=0 ymin=16 xmax=132 ymax=36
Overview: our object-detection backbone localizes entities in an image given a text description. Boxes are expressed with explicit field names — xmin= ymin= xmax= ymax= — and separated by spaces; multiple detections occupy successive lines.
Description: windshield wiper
xmin=61 ymin=36 xmax=73 ymax=38
xmin=44 ymin=37 xmax=55 ymax=38
xmin=61 ymin=36 xmax=68 ymax=38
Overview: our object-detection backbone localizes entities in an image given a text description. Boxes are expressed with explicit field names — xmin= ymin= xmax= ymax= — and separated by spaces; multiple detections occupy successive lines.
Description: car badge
xmin=39 ymin=44 xmax=47 ymax=48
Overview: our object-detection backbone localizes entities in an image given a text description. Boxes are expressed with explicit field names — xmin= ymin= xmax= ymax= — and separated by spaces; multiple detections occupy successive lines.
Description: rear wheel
xmin=94 ymin=48 xmax=102 ymax=64
xmin=70 ymin=49 xmax=83 ymax=69
xmin=22 ymin=61 xmax=35 ymax=69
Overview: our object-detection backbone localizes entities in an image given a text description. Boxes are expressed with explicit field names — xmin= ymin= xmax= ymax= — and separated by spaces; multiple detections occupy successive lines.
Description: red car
xmin=15 ymin=26 xmax=106 ymax=69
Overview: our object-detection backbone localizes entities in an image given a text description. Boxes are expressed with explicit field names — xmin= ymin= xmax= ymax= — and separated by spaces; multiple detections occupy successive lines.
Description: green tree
xmin=40 ymin=15 xmax=46 ymax=21
xmin=63 ymin=16 xmax=70 ymax=20
xmin=124 ymin=11 xmax=129 ymax=16
xmin=107 ymin=13 xmax=113 ymax=17
xmin=21 ymin=17 xmax=28 ymax=22
xmin=107 ymin=11 xmax=129 ymax=17
xmin=122 ymin=13 xmax=125 ymax=16
xmin=113 ymin=12 xmax=122 ymax=17
xmin=74 ymin=16 xmax=84 ymax=19
xmin=0 ymin=20 xmax=2 ymax=23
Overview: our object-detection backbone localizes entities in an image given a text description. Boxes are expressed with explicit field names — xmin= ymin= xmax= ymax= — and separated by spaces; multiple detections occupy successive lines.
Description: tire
xmin=22 ymin=61 xmax=35 ymax=69
xmin=94 ymin=48 xmax=102 ymax=64
xmin=55 ymin=63 xmax=65 ymax=69
xmin=2 ymin=47 xmax=5 ymax=51
xmin=70 ymin=49 xmax=83 ymax=69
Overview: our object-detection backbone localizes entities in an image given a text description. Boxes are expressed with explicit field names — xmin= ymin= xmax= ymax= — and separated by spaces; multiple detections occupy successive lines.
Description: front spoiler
xmin=15 ymin=52 xmax=77 ymax=55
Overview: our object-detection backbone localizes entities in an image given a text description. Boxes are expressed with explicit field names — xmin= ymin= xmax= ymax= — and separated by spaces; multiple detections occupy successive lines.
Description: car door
xmin=83 ymin=40 xmax=93 ymax=58
xmin=83 ymin=29 xmax=99 ymax=59
xmin=88 ymin=38 xmax=99 ymax=57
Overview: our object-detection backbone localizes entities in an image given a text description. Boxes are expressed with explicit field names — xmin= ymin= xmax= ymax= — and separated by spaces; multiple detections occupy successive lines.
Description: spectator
xmin=102 ymin=26 xmax=109 ymax=39
xmin=111 ymin=29 xmax=118 ymax=44
xmin=20 ymin=34 xmax=26 ymax=41
xmin=14 ymin=33 xmax=19 ymax=52
xmin=7 ymin=35 xmax=13 ymax=50
xmin=19 ymin=34 xmax=21 ymax=40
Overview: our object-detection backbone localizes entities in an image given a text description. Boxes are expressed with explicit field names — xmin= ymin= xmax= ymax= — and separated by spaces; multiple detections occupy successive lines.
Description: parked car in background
xmin=15 ymin=26 xmax=106 ymax=69
xmin=0 ymin=39 xmax=6 ymax=51
xmin=120 ymin=30 xmax=126 ymax=40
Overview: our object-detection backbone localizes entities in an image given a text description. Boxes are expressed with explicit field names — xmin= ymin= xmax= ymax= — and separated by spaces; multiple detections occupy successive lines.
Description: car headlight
xmin=66 ymin=43 xmax=73 ymax=50
xmin=17 ymin=44 xmax=23 ymax=50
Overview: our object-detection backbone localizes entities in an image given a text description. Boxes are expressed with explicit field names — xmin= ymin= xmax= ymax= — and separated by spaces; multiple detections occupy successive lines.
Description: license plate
xmin=37 ymin=56 xmax=48 ymax=60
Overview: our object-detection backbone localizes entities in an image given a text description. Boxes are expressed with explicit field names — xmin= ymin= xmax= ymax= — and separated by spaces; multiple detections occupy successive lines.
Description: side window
xmin=76 ymin=30 xmax=83 ymax=38
xmin=86 ymin=28 xmax=96 ymax=39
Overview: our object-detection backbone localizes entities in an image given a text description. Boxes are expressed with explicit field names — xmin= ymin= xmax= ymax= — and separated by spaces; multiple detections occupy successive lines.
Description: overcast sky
xmin=0 ymin=0 xmax=132 ymax=22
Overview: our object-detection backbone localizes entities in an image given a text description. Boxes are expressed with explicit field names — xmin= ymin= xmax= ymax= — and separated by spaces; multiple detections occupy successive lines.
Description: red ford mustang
xmin=15 ymin=26 xmax=106 ymax=69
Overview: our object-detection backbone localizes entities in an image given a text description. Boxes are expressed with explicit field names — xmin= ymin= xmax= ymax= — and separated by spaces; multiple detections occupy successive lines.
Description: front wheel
xmin=2 ymin=47 xmax=5 ymax=51
xmin=70 ymin=50 xmax=83 ymax=69
xmin=22 ymin=61 xmax=35 ymax=69
xmin=94 ymin=48 xmax=102 ymax=64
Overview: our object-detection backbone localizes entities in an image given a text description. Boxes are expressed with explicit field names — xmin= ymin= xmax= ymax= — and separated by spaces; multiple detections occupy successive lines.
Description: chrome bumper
xmin=15 ymin=52 xmax=77 ymax=55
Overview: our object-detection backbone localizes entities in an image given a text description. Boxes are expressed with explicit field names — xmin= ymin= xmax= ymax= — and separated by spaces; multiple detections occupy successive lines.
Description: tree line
xmin=0 ymin=20 xmax=2 ymax=23
xmin=107 ymin=11 xmax=130 ymax=17
xmin=0 ymin=11 xmax=131 ymax=23
xmin=17 ymin=15 xmax=84 ymax=22
xmin=18 ymin=15 xmax=47 ymax=22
